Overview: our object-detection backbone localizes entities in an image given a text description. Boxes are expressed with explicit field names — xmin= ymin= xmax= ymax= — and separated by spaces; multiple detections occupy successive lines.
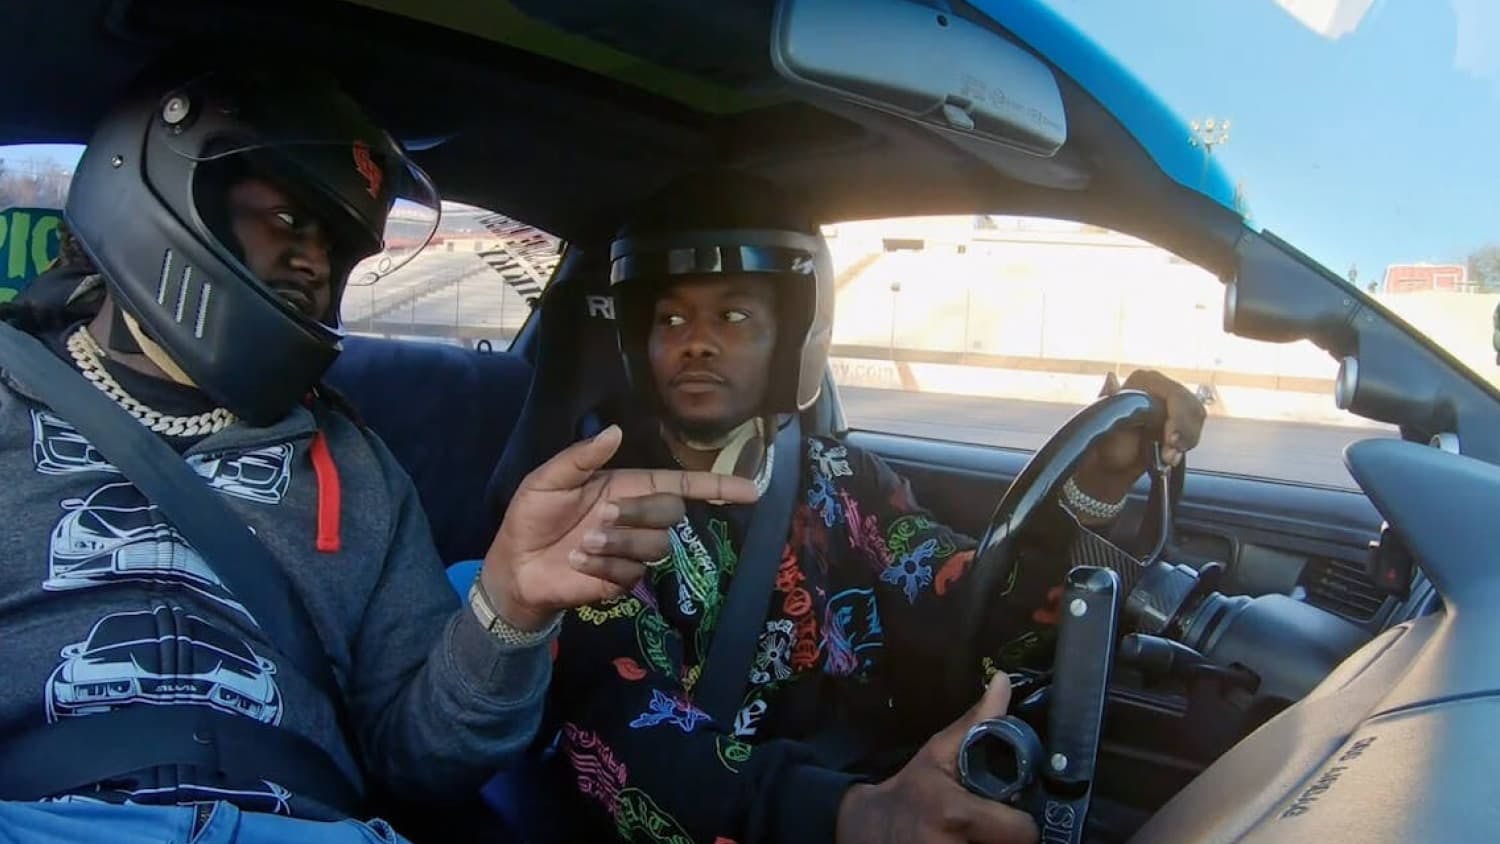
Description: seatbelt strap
xmin=0 ymin=707 xmax=361 ymax=814
xmin=0 ymin=322 xmax=342 ymax=704
xmin=694 ymin=416 xmax=803 ymax=726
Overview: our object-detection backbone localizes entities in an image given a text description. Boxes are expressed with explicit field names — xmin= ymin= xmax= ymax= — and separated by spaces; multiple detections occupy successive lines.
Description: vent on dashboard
xmin=1300 ymin=556 xmax=1387 ymax=621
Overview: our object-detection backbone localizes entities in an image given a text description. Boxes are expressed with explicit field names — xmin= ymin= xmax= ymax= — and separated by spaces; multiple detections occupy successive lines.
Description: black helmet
xmin=65 ymin=65 xmax=439 ymax=426
xmin=608 ymin=170 xmax=834 ymax=416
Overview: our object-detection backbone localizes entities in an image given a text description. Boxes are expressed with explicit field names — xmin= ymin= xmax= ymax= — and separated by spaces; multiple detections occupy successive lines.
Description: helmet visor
xmin=159 ymin=72 xmax=440 ymax=290
xmin=609 ymin=229 xmax=823 ymax=286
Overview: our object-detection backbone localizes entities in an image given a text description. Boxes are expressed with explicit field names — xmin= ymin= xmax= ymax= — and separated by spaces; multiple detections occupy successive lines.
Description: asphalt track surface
xmin=837 ymin=386 xmax=1395 ymax=489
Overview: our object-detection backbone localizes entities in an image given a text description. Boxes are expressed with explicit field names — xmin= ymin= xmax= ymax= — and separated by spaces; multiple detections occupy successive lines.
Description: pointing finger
xmin=525 ymin=426 xmax=624 ymax=492
xmin=933 ymin=673 xmax=1015 ymax=761
xmin=609 ymin=493 xmax=686 ymax=530
xmin=612 ymin=468 xmax=760 ymax=506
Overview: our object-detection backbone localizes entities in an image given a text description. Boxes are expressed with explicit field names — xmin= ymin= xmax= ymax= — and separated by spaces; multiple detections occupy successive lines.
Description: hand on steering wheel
xmin=1073 ymin=370 xmax=1207 ymax=504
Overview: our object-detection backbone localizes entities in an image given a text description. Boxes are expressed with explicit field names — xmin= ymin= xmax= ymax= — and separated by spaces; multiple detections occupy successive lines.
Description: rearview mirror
xmin=771 ymin=0 xmax=1067 ymax=156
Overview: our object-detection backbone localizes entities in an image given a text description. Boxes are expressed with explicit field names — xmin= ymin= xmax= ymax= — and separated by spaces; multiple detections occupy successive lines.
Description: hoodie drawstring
xmin=309 ymin=429 xmax=342 ymax=554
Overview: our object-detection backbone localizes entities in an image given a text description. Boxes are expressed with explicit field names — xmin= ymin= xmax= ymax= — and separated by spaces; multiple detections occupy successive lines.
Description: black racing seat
xmin=484 ymin=244 xmax=630 ymax=521
xmin=326 ymin=334 xmax=532 ymax=565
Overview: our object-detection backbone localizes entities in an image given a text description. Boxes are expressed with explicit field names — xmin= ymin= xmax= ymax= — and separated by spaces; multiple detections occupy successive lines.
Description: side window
xmin=339 ymin=202 xmax=562 ymax=350
xmin=827 ymin=215 xmax=1402 ymax=490
xmin=0 ymin=144 xmax=562 ymax=349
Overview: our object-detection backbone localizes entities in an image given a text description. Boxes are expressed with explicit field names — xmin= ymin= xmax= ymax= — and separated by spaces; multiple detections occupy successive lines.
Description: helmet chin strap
xmin=670 ymin=417 xmax=766 ymax=477
xmin=116 ymin=309 xmax=199 ymax=388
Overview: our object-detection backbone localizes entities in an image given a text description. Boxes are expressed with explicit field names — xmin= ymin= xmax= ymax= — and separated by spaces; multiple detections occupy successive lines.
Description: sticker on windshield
xmin=0 ymin=207 xmax=64 ymax=303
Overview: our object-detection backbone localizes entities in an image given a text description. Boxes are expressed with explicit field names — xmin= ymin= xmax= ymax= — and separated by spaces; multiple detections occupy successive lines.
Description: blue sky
xmin=5 ymin=1 xmax=1494 ymax=282
xmin=1043 ymin=0 xmax=1499 ymax=282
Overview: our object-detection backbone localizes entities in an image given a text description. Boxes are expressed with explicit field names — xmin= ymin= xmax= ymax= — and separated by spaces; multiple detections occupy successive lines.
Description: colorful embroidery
xmin=630 ymin=577 xmax=660 ymax=609
xmin=613 ymin=657 xmax=648 ymax=681
xmin=808 ymin=475 xmax=844 ymax=527
xmin=880 ymin=538 xmax=938 ymax=602
xmin=709 ymin=518 xmax=737 ymax=578
xmin=808 ymin=439 xmax=854 ymax=479
xmin=822 ymin=588 xmax=884 ymax=678
xmin=732 ymin=698 xmax=769 ymax=738
xmin=981 ymin=656 xmax=1001 ymax=682
xmin=694 ymin=518 xmax=740 ymax=661
xmin=667 ymin=519 xmax=717 ymax=617
xmin=629 ymin=689 xmax=711 ymax=732
xmin=881 ymin=516 xmax=955 ymax=603
xmin=841 ymin=490 xmax=892 ymax=572
xmin=716 ymin=736 xmax=753 ymax=773
xmin=561 ymin=724 xmax=628 ymax=820
xmin=934 ymin=549 xmax=975 ymax=596
xmin=774 ymin=547 xmax=822 ymax=670
xmin=547 ymin=439 xmax=993 ymax=841
xmin=749 ymin=619 xmax=796 ymax=685
xmin=790 ymin=502 xmax=831 ymax=573
xmin=578 ymin=596 xmax=646 ymax=626
xmin=635 ymin=611 xmax=676 ymax=676
xmin=615 ymin=787 xmax=694 ymax=844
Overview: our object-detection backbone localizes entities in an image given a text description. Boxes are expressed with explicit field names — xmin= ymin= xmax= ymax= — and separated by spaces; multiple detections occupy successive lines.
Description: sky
xmin=4 ymin=0 xmax=1494 ymax=283
xmin=1040 ymin=0 xmax=1499 ymax=282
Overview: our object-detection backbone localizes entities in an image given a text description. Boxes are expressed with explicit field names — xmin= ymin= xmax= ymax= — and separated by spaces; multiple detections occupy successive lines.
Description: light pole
xmin=1189 ymin=117 xmax=1231 ymax=153
xmin=1190 ymin=117 xmax=1231 ymax=189
xmin=888 ymin=279 xmax=901 ymax=360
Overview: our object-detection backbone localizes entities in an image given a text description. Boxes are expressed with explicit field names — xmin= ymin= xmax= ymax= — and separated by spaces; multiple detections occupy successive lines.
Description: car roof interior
xmin=3 ymin=0 xmax=1254 ymax=565
xmin=7 ymin=0 xmax=1243 ymax=273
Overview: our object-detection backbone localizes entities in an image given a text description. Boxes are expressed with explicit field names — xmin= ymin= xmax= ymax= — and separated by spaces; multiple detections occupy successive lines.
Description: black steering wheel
xmin=947 ymin=390 xmax=1172 ymax=842
xmin=953 ymin=389 xmax=1168 ymax=682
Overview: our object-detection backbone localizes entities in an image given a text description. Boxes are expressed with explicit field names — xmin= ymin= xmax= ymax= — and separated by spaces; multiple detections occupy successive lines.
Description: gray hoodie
xmin=0 ymin=341 xmax=549 ymax=818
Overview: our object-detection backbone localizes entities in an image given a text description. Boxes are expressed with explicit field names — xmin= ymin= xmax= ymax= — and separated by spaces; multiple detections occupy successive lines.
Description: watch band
xmin=468 ymin=578 xmax=562 ymax=647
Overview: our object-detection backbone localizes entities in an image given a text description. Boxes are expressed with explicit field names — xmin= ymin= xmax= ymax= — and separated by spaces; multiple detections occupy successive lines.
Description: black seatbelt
xmin=694 ymin=415 xmax=803 ymax=727
xmin=0 ymin=707 xmax=361 ymax=814
xmin=0 ymin=323 xmax=343 ymax=707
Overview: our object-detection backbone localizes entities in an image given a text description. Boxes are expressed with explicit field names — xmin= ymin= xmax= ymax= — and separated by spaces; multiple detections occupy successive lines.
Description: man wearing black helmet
xmin=537 ymin=172 xmax=1206 ymax=843
xmin=0 ymin=67 xmax=757 ymax=840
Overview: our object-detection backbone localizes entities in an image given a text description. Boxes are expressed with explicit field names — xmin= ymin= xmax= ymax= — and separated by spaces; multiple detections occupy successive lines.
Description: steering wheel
xmin=945 ymin=390 xmax=1171 ymax=842
xmin=951 ymin=389 xmax=1168 ymax=684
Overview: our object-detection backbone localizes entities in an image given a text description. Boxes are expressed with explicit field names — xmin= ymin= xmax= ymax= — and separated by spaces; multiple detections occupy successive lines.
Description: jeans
xmin=0 ymin=799 xmax=410 ymax=843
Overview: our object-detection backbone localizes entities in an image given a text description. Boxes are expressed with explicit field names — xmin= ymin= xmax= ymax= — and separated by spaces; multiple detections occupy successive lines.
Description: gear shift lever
xmin=958 ymin=566 xmax=1122 ymax=844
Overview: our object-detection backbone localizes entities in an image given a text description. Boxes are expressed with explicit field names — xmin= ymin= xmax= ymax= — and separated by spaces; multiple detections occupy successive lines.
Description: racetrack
xmin=837 ymin=386 xmax=1395 ymax=489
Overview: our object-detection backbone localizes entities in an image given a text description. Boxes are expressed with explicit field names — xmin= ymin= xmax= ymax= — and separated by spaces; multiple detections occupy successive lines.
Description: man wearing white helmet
xmin=535 ymin=170 xmax=1207 ymax=844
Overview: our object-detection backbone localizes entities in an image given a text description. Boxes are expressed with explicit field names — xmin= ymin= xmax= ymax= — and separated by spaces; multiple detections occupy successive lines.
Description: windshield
xmin=1035 ymin=0 xmax=1500 ymax=386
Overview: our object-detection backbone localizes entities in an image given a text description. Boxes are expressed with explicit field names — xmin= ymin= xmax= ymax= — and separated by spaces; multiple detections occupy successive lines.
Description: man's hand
xmin=479 ymin=425 xmax=759 ymax=631
xmin=836 ymin=675 xmax=1039 ymax=844
xmin=1074 ymin=369 xmax=1207 ymax=503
